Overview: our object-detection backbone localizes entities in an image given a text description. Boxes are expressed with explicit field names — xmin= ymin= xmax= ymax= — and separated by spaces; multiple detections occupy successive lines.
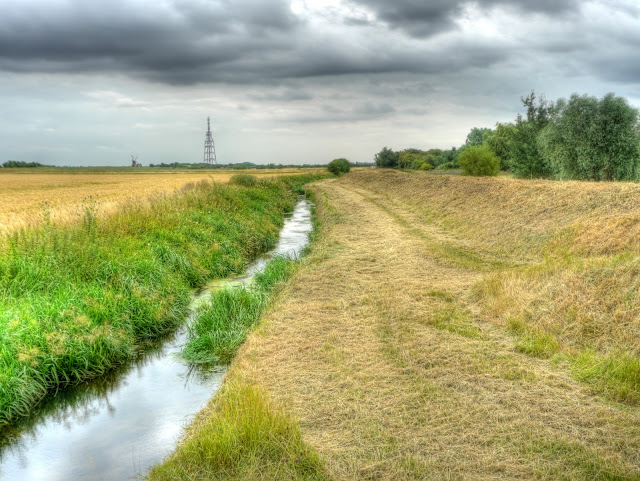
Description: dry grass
xmin=347 ymin=170 xmax=640 ymax=390
xmin=0 ymin=168 xmax=316 ymax=233
xmin=154 ymin=170 xmax=640 ymax=479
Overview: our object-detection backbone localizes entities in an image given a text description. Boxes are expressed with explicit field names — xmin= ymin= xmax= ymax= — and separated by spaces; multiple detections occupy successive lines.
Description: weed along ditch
xmin=0 ymin=190 xmax=315 ymax=481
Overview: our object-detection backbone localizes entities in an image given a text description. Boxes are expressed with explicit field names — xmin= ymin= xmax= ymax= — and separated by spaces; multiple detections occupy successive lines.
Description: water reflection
xmin=0 ymin=197 xmax=313 ymax=481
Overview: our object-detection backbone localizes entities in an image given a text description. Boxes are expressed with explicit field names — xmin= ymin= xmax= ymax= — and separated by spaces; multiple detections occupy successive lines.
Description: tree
xmin=374 ymin=147 xmax=399 ymax=168
xmin=538 ymin=93 xmax=640 ymax=181
xmin=509 ymin=90 xmax=554 ymax=178
xmin=327 ymin=158 xmax=351 ymax=176
xmin=458 ymin=145 xmax=500 ymax=176
xmin=485 ymin=123 xmax=517 ymax=171
xmin=465 ymin=127 xmax=494 ymax=146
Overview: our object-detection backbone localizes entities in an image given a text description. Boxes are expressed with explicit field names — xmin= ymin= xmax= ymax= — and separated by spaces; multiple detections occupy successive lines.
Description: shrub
xmin=418 ymin=163 xmax=434 ymax=171
xmin=485 ymin=123 xmax=517 ymax=171
xmin=374 ymin=147 xmax=399 ymax=168
xmin=435 ymin=161 xmax=456 ymax=170
xmin=229 ymin=174 xmax=258 ymax=187
xmin=458 ymin=145 xmax=500 ymax=176
xmin=327 ymin=158 xmax=350 ymax=176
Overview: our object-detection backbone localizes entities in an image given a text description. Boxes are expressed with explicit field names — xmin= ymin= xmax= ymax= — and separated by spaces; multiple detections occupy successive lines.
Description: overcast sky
xmin=1 ymin=0 xmax=639 ymax=166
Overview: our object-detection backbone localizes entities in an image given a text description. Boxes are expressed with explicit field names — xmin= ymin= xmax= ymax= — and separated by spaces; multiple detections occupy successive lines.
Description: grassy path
xmin=152 ymin=172 xmax=640 ymax=480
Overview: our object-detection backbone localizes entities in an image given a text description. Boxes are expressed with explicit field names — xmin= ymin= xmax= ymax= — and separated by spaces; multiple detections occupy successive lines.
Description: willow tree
xmin=538 ymin=93 xmax=640 ymax=181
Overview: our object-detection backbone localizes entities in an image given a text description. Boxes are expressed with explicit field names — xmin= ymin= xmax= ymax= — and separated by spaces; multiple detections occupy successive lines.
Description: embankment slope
xmin=151 ymin=170 xmax=640 ymax=480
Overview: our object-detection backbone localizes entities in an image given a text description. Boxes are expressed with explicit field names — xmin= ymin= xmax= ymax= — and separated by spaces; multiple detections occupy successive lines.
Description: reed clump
xmin=148 ymin=378 xmax=327 ymax=481
xmin=183 ymin=256 xmax=297 ymax=364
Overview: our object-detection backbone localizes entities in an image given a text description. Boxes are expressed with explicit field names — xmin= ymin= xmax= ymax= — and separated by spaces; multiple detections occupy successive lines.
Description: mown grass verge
xmin=347 ymin=170 xmax=640 ymax=405
xmin=0 ymin=173 xmax=326 ymax=427
xmin=182 ymin=256 xmax=297 ymax=364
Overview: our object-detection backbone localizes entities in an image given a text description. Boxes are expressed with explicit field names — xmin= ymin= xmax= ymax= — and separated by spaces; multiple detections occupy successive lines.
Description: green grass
xmin=429 ymin=305 xmax=481 ymax=339
xmin=515 ymin=432 xmax=640 ymax=481
xmin=514 ymin=331 xmax=561 ymax=358
xmin=0 ymin=174 xmax=326 ymax=427
xmin=182 ymin=256 xmax=298 ymax=364
xmin=569 ymin=350 xmax=640 ymax=404
xmin=147 ymin=379 xmax=328 ymax=481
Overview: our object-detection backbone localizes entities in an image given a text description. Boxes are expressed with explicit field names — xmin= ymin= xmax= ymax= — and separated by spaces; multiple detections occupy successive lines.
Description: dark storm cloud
xmin=347 ymin=0 xmax=579 ymax=37
xmin=0 ymin=0 xmax=523 ymax=85
xmin=0 ymin=0 xmax=637 ymax=90
xmin=0 ymin=0 xmax=298 ymax=83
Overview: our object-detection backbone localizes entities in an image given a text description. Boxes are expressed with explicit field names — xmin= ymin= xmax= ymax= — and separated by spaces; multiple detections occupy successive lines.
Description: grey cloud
xmin=249 ymin=89 xmax=314 ymax=102
xmin=0 ymin=0 xmax=636 ymax=92
xmin=280 ymin=100 xmax=397 ymax=123
xmin=347 ymin=0 xmax=579 ymax=38
xmin=0 ymin=0 xmax=298 ymax=83
xmin=354 ymin=102 xmax=396 ymax=116
xmin=0 ymin=0 xmax=517 ymax=86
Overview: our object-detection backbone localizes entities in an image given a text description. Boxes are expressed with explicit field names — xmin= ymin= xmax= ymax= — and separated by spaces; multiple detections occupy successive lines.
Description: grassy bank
xmin=0 ymin=173 xmax=324 ymax=427
xmin=150 ymin=170 xmax=639 ymax=479
xmin=148 ymin=378 xmax=328 ymax=481
xmin=347 ymin=169 xmax=640 ymax=403
xmin=149 ymin=196 xmax=328 ymax=481
xmin=182 ymin=255 xmax=298 ymax=364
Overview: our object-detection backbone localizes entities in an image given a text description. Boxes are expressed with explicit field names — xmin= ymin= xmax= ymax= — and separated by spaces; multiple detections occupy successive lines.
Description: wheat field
xmin=0 ymin=168 xmax=315 ymax=233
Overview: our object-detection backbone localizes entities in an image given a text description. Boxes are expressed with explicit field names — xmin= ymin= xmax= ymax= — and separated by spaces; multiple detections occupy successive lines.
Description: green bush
xmin=229 ymin=174 xmax=258 ymax=187
xmin=458 ymin=145 xmax=500 ymax=176
xmin=374 ymin=147 xmax=399 ymax=168
xmin=435 ymin=161 xmax=456 ymax=170
xmin=418 ymin=163 xmax=434 ymax=171
xmin=327 ymin=158 xmax=350 ymax=176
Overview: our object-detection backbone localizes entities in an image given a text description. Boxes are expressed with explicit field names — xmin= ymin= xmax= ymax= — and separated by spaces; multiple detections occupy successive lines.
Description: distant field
xmin=0 ymin=168 xmax=318 ymax=233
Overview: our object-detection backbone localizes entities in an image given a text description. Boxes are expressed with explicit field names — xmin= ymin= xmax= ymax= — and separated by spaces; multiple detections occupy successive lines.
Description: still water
xmin=0 ymin=197 xmax=313 ymax=481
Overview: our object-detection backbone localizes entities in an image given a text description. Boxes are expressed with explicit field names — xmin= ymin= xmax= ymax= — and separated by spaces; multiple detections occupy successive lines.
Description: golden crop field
xmin=0 ymin=168 xmax=316 ymax=233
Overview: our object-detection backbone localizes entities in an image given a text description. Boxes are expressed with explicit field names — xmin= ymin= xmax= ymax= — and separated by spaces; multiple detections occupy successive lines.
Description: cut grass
xmin=153 ymin=170 xmax=640 ymax=479
xmin=349 ymin=170 xmax=640 ymax=404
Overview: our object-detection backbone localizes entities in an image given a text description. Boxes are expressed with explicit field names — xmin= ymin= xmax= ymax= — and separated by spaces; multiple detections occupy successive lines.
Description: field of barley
xmin=0 ymin=168 xmax=317 ymax=233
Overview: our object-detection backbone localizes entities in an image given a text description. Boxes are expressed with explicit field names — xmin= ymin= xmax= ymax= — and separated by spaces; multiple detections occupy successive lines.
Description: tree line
xmin=375 ymin=91 xmax=640 ymax=181
xmin=2 ymin=160 xmax=47 ymax=168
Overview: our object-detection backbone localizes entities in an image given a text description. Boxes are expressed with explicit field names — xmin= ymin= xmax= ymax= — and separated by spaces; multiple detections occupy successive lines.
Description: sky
xmin=1 ymin=0 xmax=639 ymax=167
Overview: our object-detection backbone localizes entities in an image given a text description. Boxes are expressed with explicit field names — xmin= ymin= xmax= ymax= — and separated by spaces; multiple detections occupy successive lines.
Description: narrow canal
xmin=0 ymin=197 xmax=314 ymax=481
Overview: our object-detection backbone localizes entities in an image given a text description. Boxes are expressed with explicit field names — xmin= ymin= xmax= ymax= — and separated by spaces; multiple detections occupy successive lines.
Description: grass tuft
xmin=148 ymin=379 xmax=328 ymax=481
xmin=569 ymin=350 xmax=640 ymax=404
xmin=182 ymin=256 xmax=298 ymax=364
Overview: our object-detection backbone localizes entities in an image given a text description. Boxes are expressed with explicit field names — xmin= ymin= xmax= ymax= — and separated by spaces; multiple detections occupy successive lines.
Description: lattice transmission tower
xmin=203 ymin=116 xmax=217 ymax=164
